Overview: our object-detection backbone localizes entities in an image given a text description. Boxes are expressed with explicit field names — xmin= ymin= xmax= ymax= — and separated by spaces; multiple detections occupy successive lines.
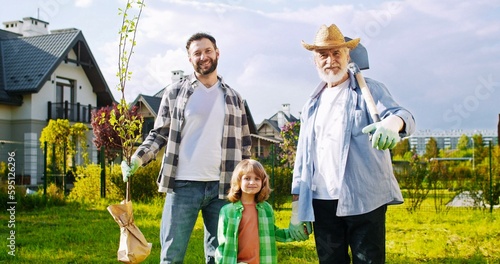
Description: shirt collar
xmin=188 ymin=73 xmax=228 ymax=92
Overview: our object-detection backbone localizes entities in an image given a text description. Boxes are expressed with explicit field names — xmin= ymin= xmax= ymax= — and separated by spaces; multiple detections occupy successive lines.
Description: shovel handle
xmin=349 ymin=62 xmax=381 ymax=123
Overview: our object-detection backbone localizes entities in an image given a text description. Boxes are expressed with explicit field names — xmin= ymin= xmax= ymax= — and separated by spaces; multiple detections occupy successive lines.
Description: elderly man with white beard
xmin=288 ymin=24 xmax=416 ymax=264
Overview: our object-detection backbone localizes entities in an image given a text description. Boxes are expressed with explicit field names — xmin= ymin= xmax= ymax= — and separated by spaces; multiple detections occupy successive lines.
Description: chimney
xmin=282 ymin=103 xmax=291 ymax=118
xmin=171 ymin=70 xmax=184 ymax=83
xmin=277 ymin=111 xmax=285 ymax=130
xmin=3 ymin=17 xmax=49 ymax=36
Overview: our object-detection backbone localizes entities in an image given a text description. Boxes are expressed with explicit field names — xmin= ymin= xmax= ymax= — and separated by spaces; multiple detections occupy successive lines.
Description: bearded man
xmin=288 ymin=24 xmax=416 ymax=264
xmin=122 ymin=32 xmax=251 ymax=264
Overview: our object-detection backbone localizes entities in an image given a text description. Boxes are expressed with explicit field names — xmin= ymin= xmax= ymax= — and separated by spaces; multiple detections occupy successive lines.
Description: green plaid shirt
xmin=135 ymin=74 xmax=252 ymax=198
xmin=216 ymin=201 xmax=294 ymax=264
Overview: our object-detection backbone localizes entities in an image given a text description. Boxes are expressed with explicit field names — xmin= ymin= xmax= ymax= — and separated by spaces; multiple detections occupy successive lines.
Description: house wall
xmin=31 ymin=79 xmax=54 ymax=120
xmin=53 ymin=58 xmax=96 ymax=106
xmin=259 ymin=124 xmax=274 ymax=136
xmin=138 ymin=104 xmax=155 ymax=118
xmin=252 ymin=138 xmax=274 ymax=158
xmin=0 ymin=119 xmax=11 ymax=141
xmin=10 ymin=94 xmax=32 ymax=120
xmin=258 ymin=123 xmax=281 ymax=140
xmin=0 ymin=104 xmax=11 ymax=120
xmin=28 ymin=51 xmax=97 ymax=122
xmin=0 ymin=105 xmax=12 ymax=140
xmin=8 ymin=51 xmax=97 ymax=122
xmin=6 ymin=120 xmax=46 ymax=185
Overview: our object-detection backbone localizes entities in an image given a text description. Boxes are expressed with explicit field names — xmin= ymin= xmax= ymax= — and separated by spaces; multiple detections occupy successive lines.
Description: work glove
xmin=121 ymin=155 xmax=142 ymax=182
xmin=288 ymin=201 xmax=312 ymax=241
xmin=362 ymin=115 xmax=404 ymax=150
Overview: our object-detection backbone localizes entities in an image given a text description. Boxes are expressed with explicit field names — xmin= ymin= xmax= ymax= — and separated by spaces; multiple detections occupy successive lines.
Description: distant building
xmin=254 ymin=103 xmax=299 ymax=158
xmin=409 ymin=129 xmax=498 ymax=155
xmin=0 ymin=17 xmax=114 ymax=185
xmin=132 ymin=70 xmax=186 ymax=138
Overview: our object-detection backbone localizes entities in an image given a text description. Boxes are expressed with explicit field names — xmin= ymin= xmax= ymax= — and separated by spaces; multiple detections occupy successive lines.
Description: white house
xmin=0 ymin=17 xmax=114 ymax=185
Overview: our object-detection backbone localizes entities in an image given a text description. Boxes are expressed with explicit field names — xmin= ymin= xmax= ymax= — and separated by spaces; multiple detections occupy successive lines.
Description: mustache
xmin=195 ymin=57 xmax=218 ymax=75
xmin=324 ymin=64 xmax=341 ymax=70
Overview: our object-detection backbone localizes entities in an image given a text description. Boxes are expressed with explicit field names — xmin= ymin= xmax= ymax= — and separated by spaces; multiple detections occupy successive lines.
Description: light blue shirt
xmin=291 ymin=72 xmax=416 ymax=220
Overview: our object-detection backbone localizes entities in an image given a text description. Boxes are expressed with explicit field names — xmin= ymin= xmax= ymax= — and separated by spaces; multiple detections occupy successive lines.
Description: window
xmin=56 ymin=78 xmax=75 ymax=104
xmin=55 ymin=78 xmax=75 ymax=119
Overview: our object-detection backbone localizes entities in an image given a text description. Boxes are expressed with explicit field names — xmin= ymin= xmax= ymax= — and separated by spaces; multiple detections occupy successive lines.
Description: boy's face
xmin=240 ymin=171 xmax=262 ymax=196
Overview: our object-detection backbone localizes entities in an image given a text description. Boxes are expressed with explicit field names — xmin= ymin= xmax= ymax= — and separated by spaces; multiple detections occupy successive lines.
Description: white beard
xmin=316 ymin=67 xmax=347 ymax=85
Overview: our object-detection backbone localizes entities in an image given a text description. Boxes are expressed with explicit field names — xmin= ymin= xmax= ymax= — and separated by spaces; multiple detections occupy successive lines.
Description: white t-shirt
xmin=176 ymin=81 xmax=225 ymax=181
xmin=312 ymin=80 xmax=349 ymax=199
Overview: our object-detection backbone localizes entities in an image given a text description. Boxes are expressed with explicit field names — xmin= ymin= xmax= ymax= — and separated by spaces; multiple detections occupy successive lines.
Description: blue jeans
xmin=312 ymin=199 xmax=387 ymax=264
xmin=160 ymin=181 xmax=228 ymax=264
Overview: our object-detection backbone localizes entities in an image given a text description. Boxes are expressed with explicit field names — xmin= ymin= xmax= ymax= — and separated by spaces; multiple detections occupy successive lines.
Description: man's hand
xmin=362 ymin=115 xmax=403 ymax=150
xmin=121 ymin=155 xmax=142 ymax=182
xmin=289 ymin=201 xmax=312 ymax=241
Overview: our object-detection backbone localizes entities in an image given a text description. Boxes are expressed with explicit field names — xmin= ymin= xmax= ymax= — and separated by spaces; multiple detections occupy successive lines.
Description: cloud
xmin=74 ymin=0 xmax=93 ymax=8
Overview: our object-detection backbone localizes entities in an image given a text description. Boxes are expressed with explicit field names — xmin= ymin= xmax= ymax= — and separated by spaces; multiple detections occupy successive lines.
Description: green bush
xmin=119 ymin=158 xmax=163 ymax=202
xmin=0 ymin=182 xmax=66 ymax=211
xmin=265 ymin=165 xmax=293 ymax=211
xmin=68 ymin=159 xmax=168 ymax=204
xmin=68 ymin=164 xmax=123 ymax=203
xmin=0 ymin=161 xmax=6 ymax=181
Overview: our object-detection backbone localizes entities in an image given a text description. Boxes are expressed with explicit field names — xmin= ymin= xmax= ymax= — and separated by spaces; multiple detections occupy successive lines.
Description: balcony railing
xmin=47 ymin=101 xmax=94 ymax=123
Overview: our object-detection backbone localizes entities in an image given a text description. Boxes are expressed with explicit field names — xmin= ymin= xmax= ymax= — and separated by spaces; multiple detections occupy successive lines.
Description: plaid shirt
xmin=134 ymin=74 xmax=252 ymax=198
xmin=215 ymin=201 xmax=294 ymax=264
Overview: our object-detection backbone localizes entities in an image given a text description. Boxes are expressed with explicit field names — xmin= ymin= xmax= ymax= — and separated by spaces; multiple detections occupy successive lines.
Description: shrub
xmin=111 ymin=158 xmax=163 ymax=202
xmin=0 ymin=182 xmax=66 ymax=211
xmin=394 ymin=154 xmax=430 ymax=213
xmin=265 ymin=165 xmax=293 ymax=211
xmin=68 ymin=159 xmax=163 ymax=204
xmin=68 ymin=164 xmax=123 ymax=203
xmin=0 ymin=161 xmax=6 ymax=181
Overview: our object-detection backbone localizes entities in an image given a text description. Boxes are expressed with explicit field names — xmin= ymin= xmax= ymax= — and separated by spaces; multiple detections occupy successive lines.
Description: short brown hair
xmin=227 ymin=159 xmax=271 ymax=203
xmin=185 ymin=32 xmax=217 ymax=52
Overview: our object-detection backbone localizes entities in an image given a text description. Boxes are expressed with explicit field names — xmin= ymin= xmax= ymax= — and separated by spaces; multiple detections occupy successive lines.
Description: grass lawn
xmin=1 ymin=198 xmax=499 ymax=263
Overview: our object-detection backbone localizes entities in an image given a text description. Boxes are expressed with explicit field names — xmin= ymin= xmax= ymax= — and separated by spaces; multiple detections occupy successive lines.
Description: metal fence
xmin=0 ymin=141 xmax=99 ymax=193
xmin=1 ymin=140 xmax=498 ymax=213
xmin=47 ymin=101 xmax=94 ymax=123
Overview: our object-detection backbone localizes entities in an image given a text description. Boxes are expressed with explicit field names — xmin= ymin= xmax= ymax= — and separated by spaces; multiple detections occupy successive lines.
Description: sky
xmin=2 ymin=0 xmax=499 ymax=132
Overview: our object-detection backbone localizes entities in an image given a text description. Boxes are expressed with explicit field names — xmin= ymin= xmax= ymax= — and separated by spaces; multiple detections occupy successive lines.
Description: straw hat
xmin=302 ymin=24 xmax=360 ymax=51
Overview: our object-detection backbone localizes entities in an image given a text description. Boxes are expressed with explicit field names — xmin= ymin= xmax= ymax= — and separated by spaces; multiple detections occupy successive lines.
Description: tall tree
xmin=40 ymin=119 xmax=89 ymax=173
xmin=457 ymin=134 xmax=470 ymax=151
xmin=91 ymin=104 xmax=142 ymax=163
xmin=92 ymin=1 xmax=145 ymax=165
xmin=423 ymin=137 xmax=439 ymax=161
xmin=392 ymin=138 xmax=410 ymax=160
xmin=472 ymin=134 xmax=486 ymax=165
